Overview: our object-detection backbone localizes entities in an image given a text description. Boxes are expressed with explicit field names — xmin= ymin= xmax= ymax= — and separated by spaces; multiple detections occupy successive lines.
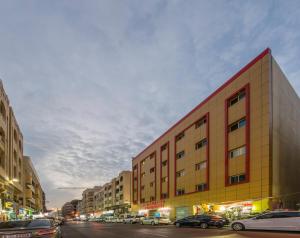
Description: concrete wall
xmin=271 ymin=57 xmax=300 ymax=209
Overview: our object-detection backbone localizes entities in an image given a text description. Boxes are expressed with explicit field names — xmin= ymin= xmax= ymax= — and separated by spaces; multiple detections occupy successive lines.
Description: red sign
xmin=143 ymin=200 xmax=164 ymax=210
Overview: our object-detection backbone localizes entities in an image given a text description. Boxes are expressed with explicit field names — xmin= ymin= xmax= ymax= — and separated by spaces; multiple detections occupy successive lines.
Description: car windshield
xmin=27 ymin=219 xmax=51 ymax=228
xmin=0 ymin=220 xmax=51 ymax=229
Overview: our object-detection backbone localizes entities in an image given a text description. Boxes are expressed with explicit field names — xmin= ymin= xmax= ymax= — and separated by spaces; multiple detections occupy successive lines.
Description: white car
xmin=231 ymin=211 xmax=300 ymax=231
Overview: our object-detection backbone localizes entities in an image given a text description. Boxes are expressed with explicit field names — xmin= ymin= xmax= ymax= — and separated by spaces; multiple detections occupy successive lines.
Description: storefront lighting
xmin=158 ymin=207 xmax=171 ymax=211
xmin=219 ymin=205 xmax=226 ymax=212
xmin=138 ymin=209 xmax=149 ymax=215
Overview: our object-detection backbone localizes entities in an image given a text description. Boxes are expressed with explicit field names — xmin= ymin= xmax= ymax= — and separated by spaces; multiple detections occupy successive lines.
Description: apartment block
xmin=131 ymin=48 xmax=300 ymax=220
xmin=81 ymin=186 xmax=101 ymax=215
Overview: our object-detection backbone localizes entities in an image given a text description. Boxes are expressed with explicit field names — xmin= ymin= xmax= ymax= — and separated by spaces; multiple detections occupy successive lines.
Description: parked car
xmin=123 ymin=215 xmax=144 ymax=224
xmin=0 ymin=219 xmax=62 ymax=238
xmin=140 ymin=217 xmax=159 ymax=225
xmin=104 ymin=216 xmax=115 ymax=223
xmin=158 ymin=217 xmax=172 ymax=225
xmin=231 ymin=211 xmax=300 ymax=231
xmin=95 ymin=217 xmax=105 ymax=222
xmin=174 ymin=215 xmax=225 ymax=228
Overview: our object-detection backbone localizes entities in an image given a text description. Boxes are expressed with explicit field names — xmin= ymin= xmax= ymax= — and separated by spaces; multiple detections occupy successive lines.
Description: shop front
xmin=138 ymin=200 xmax=171 ymax=219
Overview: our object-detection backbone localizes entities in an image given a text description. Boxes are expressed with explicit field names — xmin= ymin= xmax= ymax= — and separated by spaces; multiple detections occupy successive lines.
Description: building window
xmin=0 ymin=101 xmax=6 ymax=120
xmin=150 ymin=153 xmax=155 ymax=159
xmin=141 ymin=198 xmax=145 ymax=203
xmin=141 ymin=172 xmax=146 ymax=177
xmin=150 ymin=167 xmax=155 ymax=173
xmin=150 ymin=182 xmax=154 ymax=187
xmin=162 ymin=160 xmax=167 ymax=167
xmin=229 ymin=118 xmax=246 ymax=132
xmin=229 ymin=146 xmax=246 ymax=159
xmin=195 ymin=138 xmax=207 ymax=150
xmin=133 ymin=165 xmax=137 ymax=170
xmin=120 ymin=176 xmax=123 ymax=182
xmin=195 ymin=161 xmax=207 ymax=171
xmin=176 ymin=170 xmax=185 ymax=178
xmin=141 ymin=185 xmax=145 ymax=190
xmin=161 ymin=193 xmax=168 ymax=199
xmin=229 ymin=174 xmax=246 ymax=184
xmin=195 ymin=183 xmax=207 ymax=192
xmin=229 ymin=90 xmax=246 ymax=106
xmin=161 ymin=144 xmax=167 ymax=151
xmin=176 ymin=189 xmax=185 ymax=196
xmin=134 ymin=177 xmax=138 ymax=181
xmin=176 ymin=150 xmax=185 ymax=160
xmin=0 ymin=127 xmax=5 ymax=143
xmin=141 ymin=160 xmax=146 ymax=165
xmin=176 ymin=132 xmax=185 ymax=142
xmin=161 ymin=176 xmax=168 ymax=183
xmin=195 ymin=117 xmax=207 ymax=129
xmin=150 ymin=196 xmax=155 ymax=201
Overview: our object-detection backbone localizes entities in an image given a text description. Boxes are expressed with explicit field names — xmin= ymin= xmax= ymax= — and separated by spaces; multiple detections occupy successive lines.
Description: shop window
xmin=229 ymin=118 xmax=246 ymax=132
xmin=229 ymin=90 xmax=246 ymax=107
xmin=176 ymin=151 xmax=185 ymax=160
xmin=161 ymin=176 xmax=168 ymax=183
xmin=150 ymin=196 xmax=155 ymax=202
xmin=176 ymin=170 xmax=185 ymax=178
xmin=229 ymin=174 xmax=246 ymax=184
xmin=176 ymin=132 xmax=185 ymax=142
xmin=161 ymin=193 xmax=168 ymax=199
xmin=195 ymin=161 xmax=207 ymax=171
xmin=150 ymin=167 xmax=155 ymax=173
xmin=176 ymin=189 xmax=185 ymax=196
xmin=162 ymin=160 xmax=167 ymax=167
xmin=161 ymin=144 xmax=167 ymax=151
xmin=195 ymin=138 xmax=207 ymax=150
xmin=195 ymin=117 xmax=207 ymax=129
xmin=229 ymin=146 xmax=246 ymax=159
xmin=195 ymin=183 xmax=207 ymax=192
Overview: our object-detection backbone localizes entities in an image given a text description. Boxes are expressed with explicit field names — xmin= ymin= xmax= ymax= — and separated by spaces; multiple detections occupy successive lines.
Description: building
xmin=0 ymin=80 xmax=24 ymax=220
xmin=23 ymin=156 xmax=43 ymax=215
xmin=131 ymin=48 xmax=300 ymax=220
xmin=42 ymin=190 xmax=47 ymax=212
xmin=62 ymin=202 xmax=76 ymax=218
xmin=81 ymin=186 xmax=101 ymax=216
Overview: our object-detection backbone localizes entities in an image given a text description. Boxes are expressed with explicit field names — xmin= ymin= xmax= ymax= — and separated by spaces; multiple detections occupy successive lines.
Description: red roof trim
xmin=133 ymin=48 xmax=271 ymax=160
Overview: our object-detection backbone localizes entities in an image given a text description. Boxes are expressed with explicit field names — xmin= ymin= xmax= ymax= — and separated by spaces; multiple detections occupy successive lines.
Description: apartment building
xmin=81 ymin=186 xmax=101 ymax=215
xmin=132 ymin=48 xmax=300 ymax=220
xmin=23 ymin=156 xmax=43 ymax=214
xmin=93 ymin=171 xmax=132 ymax=216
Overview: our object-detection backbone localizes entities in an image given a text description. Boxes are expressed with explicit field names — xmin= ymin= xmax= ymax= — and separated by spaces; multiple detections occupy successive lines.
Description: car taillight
xmin=35 ymin=228 xmax=56 ymax=236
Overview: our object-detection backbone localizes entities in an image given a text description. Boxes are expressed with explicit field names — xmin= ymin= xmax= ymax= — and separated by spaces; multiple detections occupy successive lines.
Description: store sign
xmin=143 ymin=200 xmax=164 ymax=210
xmin=5 ymin=202 xmax=13 ymax=209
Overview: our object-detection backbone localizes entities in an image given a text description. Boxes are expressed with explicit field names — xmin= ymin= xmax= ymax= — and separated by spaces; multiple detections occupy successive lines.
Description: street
xmin=62 ymin=221 xmax=300 ymax=238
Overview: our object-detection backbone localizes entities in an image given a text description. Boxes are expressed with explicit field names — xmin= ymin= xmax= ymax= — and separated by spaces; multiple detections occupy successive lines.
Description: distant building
xmin=81 ymin=186 xmax=101 ymax=216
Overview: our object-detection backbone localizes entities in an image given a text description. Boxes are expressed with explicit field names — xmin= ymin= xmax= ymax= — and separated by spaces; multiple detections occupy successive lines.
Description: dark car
xmin=174 ymin=215 xmax=225 ymax=229
xmin=0 ymin=219 xmax=62 ymax=238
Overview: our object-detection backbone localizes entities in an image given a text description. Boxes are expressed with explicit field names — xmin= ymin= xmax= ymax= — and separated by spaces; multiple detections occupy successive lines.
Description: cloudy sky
xmin=0 ymin=0 xmax=299 ymax=208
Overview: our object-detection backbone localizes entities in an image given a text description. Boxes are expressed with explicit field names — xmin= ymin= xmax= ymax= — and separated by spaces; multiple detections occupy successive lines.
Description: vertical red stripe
xmin=206 ymin=112 xmax=210 ymax=190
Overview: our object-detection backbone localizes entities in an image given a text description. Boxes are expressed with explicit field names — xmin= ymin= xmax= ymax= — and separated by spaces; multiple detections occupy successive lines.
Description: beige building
xmin=81 ymin=186 xmax=101 ymax=215
xmin=132 ymin=48 xmax=300 ymax=220
xmin=93 ymin=171 xmax=132 ymax=216
xmin=23 ymin=156 xmax=43 ymax=214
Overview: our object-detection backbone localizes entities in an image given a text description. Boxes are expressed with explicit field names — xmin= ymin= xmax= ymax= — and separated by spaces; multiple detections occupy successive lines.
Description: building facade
xmin=93 ymin=171 xmax=132 ymax=216
xmin=81 ymin=186 xmax=101 ymax=216
xmin=131 ymin=48 xmax=300 ymax=220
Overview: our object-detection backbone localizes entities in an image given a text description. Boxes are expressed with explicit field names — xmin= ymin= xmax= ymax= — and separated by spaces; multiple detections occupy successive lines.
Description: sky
xmin=0 ymin=0 xmax=299 ymax=209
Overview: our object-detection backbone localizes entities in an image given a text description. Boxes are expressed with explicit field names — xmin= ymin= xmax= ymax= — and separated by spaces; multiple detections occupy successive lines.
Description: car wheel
xmin=175 ymin=223 xmax=181 ymax=228
xmin=232 ymin=222 xmax=245 ymax=231
xmin=200 ymin=223 xmax=209 ymax=229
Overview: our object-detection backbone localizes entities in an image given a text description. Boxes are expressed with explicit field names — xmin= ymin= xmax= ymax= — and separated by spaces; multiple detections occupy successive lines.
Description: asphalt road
xmin=62 ymin=221 xmax=300 ymax=238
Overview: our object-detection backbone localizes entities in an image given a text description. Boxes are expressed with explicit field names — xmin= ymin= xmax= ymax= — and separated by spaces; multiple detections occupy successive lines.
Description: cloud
xmin=0 ymin=0 xmax=299 ymax=208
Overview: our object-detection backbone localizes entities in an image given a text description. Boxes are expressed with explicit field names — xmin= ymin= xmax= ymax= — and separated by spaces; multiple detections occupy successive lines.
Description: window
xmin=141 ymin=198 xmax=145 ymax=203
xmin=195 ymin=161 xmax=207 ymax=171
xmin=0 ymin=127 xmax=5 ymax=143
xmin=229 ymin=90 xmax=246 ymax=106
xmin=176 ymin=132 xmax=185 ymax=142
xmin=150 ymin=167 xmax=155 ymax=173
xmin=195 ymin=138 xmax=207 ymax=150
xmin=229 ymin=146 xmax=246 ymax=159
xmin=141 ymin=160 xmax=146 ymax=165
xmin=161 ymin=193 xmax=168 ymax=199
xmin=134 ymin=177 xmax=138 ymax=181
xmin=120 ymin=176 xmax=123 ymax=182
xmin=195 ymin=117 xmax=207 ymax=129
xmin=176 ymin=151 xmax=185 ymax=160
xmin=161 ymin=176 xmax=168 ymax=183
xmin=176 ymin=189 xmax=185 ymax=196
xmin=133 ymin=165 xmax=137 ymax=170
xmin=176 ymin=170 xmax=185 ymax=178
xmin=161 ymin=144 xmax=167 ymax=151
xmin=150 ymin=196 xmax=155 ymax=201
xmin=141 ymin=172 xmax=146 ymax=177
xmin=195 ymin=183 xmax=207 ymax=192
xmin=229 ymin=118 xmax=246 ymax=132
xmin=162 ymin=160 xmax=167 ymax=167
xmin=150 ymin=182 xmax=154 ymax=187
xmin=0 ymin=101 xmax=6 ymax=120
xmin=150 ymin=153 xmax=155 ymax=159
xmin=141 ymin=185 xmax=145 ymax=190
xmin=229 ymin=174 xmax=246 ymax=184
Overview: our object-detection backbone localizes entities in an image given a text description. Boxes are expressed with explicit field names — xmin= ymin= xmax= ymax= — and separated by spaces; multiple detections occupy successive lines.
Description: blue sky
xmin=0 ymin=0 xmax=299 ymax=208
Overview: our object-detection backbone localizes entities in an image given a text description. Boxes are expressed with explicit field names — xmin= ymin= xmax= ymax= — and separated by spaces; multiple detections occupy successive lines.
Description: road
xmin=62 ymin=221 xmax=300 ymax=238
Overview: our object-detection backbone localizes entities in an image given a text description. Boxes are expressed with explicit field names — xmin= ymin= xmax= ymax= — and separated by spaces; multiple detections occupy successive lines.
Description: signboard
xmin=143 ymin=200 xmax=164 ymax=210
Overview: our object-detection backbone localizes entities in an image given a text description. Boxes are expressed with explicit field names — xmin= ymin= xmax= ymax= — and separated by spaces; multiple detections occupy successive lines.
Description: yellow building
xmin=23 ymin=156 xmax=43 ymax=215
xmin=131 ymin=48 xmax=300 ymax=220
